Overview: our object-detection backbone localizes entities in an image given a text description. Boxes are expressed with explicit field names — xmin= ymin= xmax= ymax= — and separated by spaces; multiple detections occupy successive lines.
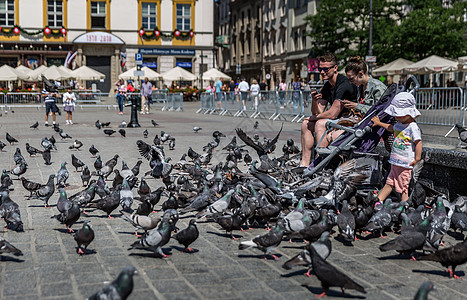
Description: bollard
xmin=127 ymin=94 xmax=141 ymax=128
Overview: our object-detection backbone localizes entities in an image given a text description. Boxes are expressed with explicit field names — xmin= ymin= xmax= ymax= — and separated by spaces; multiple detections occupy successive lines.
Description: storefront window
xmin=176 ymin=4 xmax=190 ymax=31
xmin=142 ymin=2 xmax=156 ymax=30
xmin=91 ymin=1 xmax=106 ymax=29
xmin=47 ymin=0 xmax=63 ymax=28
xmin=0 ymin=0 xmax=14 ymax=26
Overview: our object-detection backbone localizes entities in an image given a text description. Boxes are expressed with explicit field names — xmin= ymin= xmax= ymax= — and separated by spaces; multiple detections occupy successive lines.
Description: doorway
xmin=86 ymin=56 xmax=111 ymax=92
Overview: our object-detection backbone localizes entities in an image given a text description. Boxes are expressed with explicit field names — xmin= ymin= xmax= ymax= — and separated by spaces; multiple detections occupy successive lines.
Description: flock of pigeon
xmin=0 ymin=117 xmax=466 ymax=299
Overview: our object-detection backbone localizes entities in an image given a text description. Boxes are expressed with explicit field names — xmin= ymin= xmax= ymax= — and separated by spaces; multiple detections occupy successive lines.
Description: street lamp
xmin=368 ymin=0 xmax=373 ymax=73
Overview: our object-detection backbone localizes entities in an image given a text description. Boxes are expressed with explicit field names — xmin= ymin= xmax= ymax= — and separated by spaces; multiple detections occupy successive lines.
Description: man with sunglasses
xmin=300 ymin=52 xmax=358 ymax=167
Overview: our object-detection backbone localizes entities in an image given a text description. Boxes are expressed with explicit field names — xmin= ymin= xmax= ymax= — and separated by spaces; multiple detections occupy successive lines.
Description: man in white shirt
xmin=238 ymin=77 xmax=249 ymax=110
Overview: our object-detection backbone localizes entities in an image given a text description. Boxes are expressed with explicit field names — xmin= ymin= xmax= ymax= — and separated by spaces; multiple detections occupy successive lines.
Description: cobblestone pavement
xmin=0 ymin=104 xmax=465 ymax=300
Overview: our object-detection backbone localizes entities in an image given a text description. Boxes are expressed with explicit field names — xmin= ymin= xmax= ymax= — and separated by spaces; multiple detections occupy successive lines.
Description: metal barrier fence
xmin=414 ymin=87 xmax=465 ymax=126
xmin=197 ymin=87 xmax=467 ymax=129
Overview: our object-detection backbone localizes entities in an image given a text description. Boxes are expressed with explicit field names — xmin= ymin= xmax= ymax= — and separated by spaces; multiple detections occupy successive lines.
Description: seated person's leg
xmin=300 ymin=117 xmax=316 ymax=166
xmin=322 ymin=129 xmax=344 ymax=148
xmin=315 ymin=118 xmax=329 ymax=148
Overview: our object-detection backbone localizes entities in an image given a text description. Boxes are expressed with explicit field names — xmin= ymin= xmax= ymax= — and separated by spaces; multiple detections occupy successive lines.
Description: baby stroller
xmin=302 ymin=75 xmax=420 ymax=185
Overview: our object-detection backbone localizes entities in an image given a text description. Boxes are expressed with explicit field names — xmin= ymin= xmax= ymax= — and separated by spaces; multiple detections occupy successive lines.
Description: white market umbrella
xmin=118 ymin=66 xmax=162 ymax=81
xmin=404 ymin=55 xmax=458 ymax=74
xmin=58 ymin=66 xmax=74 ymax=78
xmin=161 ymin=66 xmax=196 ymax=81
xmin=372 ymin=58 xmax=414 ymax=76
xmin=202 ymin=68 xmax=231 ymax=81
xmin=71 ymin=65 xmax=105 ymax=80
xmin=458 ymin=56 xmax=467 ymax=70
xmin=28 ymin=65 xmax=48 ymax=81
xmin=41 ymin=65 xmax=73 ymax=81
xmin=0 ymin=65 xmax=29 ymax=81
xmin=15 ymin=65 xmax=33 ymax=76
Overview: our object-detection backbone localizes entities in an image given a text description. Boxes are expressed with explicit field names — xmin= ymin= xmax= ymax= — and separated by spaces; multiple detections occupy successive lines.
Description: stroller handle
xmin=405 ymin=75 xmax=420 ymax=94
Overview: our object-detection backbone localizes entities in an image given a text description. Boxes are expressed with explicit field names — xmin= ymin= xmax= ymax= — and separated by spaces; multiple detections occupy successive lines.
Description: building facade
xmin=0 ymin=0 xmax=215 ymax=92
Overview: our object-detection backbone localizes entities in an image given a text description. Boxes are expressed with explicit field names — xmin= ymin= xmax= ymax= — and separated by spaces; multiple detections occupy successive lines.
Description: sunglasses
xmin=318 ymin=65 xmax=335 ymax=73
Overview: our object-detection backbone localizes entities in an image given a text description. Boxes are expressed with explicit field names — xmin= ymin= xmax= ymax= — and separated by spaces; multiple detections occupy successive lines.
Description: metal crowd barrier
xmin=414 ymin=87 xmax=465 ymax=127
xmin=166 ymin=93 xmax=184 ymax=112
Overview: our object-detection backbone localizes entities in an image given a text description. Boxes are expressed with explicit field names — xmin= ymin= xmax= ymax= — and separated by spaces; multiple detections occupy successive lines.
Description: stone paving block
xmin=77 ymin=283 xmax=104 ymax=298
xmin=41 ymin=282 xmax=74 ymax=297
xmin=69 ymin=262 xmax=105 ymax=274
xmin=73 ymin=272 xmax=109 ymax=285
xmin=144 ymin=266 xmax=180 ymax=279
xmin=266 ymin=278 xmax=307 ymax=293
xmin=197 ymin=284 xmax=240 ymax=299
xmin=240 ymin=290 xmax=284 ymax=300
xmin=152 ymin=279 xmax=194 ymax=294
xmin=4 ymin=277 xmax=37 ymax=296
xmin=184 ymin=272 xmax=224 ymax=286
xmin=162 ymin=292 xmax=201 ymax=300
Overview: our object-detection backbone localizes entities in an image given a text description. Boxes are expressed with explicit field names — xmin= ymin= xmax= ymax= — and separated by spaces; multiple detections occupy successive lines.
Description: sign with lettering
xmin=73 ymin=32 xmax=124 ymax=44
xmin=139 ymin=48 xmax=195 ymax=56
xmin=142 ymin=62 xmax=158 ymax=68
xmin=176 ymin=62 xmax=192 ymax=68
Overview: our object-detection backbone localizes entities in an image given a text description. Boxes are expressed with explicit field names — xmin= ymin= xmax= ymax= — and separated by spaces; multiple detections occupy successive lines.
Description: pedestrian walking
xmin=238 ymin=77 xmax=249 ymax=111
xmin=140 ymin=77 xmax=152 ymax=114
xmin=42 ymin=86 xmax=59 ymax=126
xmin=215 ymin=77 xmax=223 ymax=109
xmin=250 ymin=79 xmax=260 ymax=111
xmin=116 ymin=80 xmax=126 ymax=114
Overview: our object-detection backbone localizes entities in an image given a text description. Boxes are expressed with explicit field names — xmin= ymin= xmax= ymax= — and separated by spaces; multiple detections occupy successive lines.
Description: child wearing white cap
xmin=371 ymin=92 xmax=422 ymax=203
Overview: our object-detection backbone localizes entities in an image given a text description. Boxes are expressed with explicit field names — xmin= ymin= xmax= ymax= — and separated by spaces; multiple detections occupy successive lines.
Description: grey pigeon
xmin=51 ymin=202 xmax=81 ymax=233
xmin=87 ymin=266 xmax=137 ymax=300
xmin=0 ymin=194 xmax=23 ymax=231
xmin=414 ymin=281 xmax=435 ymax=300
xmin=6 ymin=132 xmax=18 ymax=145
xmin=10 ymin=162 xmax=27 ymax=178
xmin=56 ymin=162 xmax=69 ymax=186
xmin=172 ymin=219 xmax=199 ymax=252
xmin=56 ymin=188 xmax=72 ymax=214
xmin=41 ymin=137 xmax=56 ymax=151
xmin=121 ymin=210 xmax=160 ymax=236
xmin=89 ymin=145 xmax=99 ymax=157
xmin=451 ymin=205 xmax=467 ymax=234
xmin=30 ymin=121 xmax=39 ymax=129
xmin=31 ymin=174 xmax=55 ymax=207
xmin=309 ymin=245 xmax=366 ymax=297
xmin=69 ymin=139 xmax=83 ymax=151
xmin=0 ymin=236 xmax=23 ymax=257
xmin=336 ymin=200 xmax=356 ymax=242
xmin=25 ymin=143 xmax=42 ymax=157
xmin=13 ymin=148 xmax=25 ymax=164
xmin=238 ymin=220 xmax=285 ymax=260
xmin=81 ymin=165 xmax=91 ymax=187
xmin=119 ymin=129 xmax=126 ymax=137
xmin=362 ymin=198 xmax=393 ymax=237
xmin=42 ymin=148 xmax=52 ymax=165
xmin=119 ymin=178 xmax=133 ymax=212
xmin=120 ymin=161 xmax=133 ymax=179
xmin=71 ymin=154 xmax=85 ymax=172
xmin=193 ymin=126 xmax=202 ymax=133
xmin=455 ymin=123 xmax=467 ymax=144
xmin=74 ymin=220 xmax=95 ymax=255
xmin=88 ymin=186 xmax=121 ymax=218
xmin=425 ymin=196 xmax=451 ymax=251
xmin=282 ymin=231 xmax=332 ymax=277
xmin=196 ymin=189 xmax=234 ymax=218
xmin=129 ymin=216 xmax=173 ymax=257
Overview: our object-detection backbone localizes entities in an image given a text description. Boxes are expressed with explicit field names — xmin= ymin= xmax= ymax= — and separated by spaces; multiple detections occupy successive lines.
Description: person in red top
xmin=127 ymin=82 xmax=135 ymax=92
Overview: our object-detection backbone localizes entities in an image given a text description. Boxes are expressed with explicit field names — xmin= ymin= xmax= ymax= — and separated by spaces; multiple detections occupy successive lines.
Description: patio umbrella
xmin=71 ymin=65 xmax=105 ymax=80
xmin=372 ymin=58 xmax=414 ymax=76
xmin=458 ymin=56 xmax=467 ymax=70
xmin=58 ymin=66 xmax=74 ymax=78
xmin=161 ymin=66 xmax=196 ymax=81
xmin=202 ymin=68 xmax=231 ymax=81
xmin=41 ymin=65 xmax=73 ymax=81
xmin=0 ymin=65 xmax=29 ymax=81
xmin=404 ymin=55 xmax=458 ymax=74
xmin=118 ymin=66 xmax=162 ymax=81
xmin=15 ymin=65 xmax=33 ymax=76
xmin=28 ymin=65 xmax=48 ymax=81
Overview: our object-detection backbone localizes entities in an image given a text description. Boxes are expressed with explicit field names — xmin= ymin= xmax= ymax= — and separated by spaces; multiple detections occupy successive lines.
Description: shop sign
xmin=139 ymin=48 xmax=195 ymax=56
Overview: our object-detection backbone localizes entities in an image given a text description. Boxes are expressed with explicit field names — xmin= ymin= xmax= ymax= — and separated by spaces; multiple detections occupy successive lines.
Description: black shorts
xmin=45 ymin=102 xmax=58 ymax=114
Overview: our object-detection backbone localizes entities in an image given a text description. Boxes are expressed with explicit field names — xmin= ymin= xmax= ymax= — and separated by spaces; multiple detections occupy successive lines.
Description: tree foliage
xmin=305 ymin=0 xmax=467 ymax=64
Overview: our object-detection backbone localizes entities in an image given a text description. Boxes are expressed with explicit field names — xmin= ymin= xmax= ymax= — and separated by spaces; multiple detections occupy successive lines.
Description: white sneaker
xmin=65 ymin=120 xmax=69 ymax=125
xmin=69 ymin=120 xmax=73 ymax=125
xmin=243 ymin=106 xmax=246 ymax=110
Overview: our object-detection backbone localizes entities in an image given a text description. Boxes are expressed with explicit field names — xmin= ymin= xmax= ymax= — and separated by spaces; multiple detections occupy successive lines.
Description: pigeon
xmin=30 ymin=121 xmax=39 ymax=129
xmin=193 ymin=126 xmax=202 ymax=133
xmin=168 ymin=138 xmax=175 ymax=150
xmin=238 ymin=220 xmax=286 ymax=260
xmin=89 ymin=144 xmax=99 ymax=157
xmin=172 ymin=219 xmax=199 ymax=252
xmin=94 ymin=154 xmax=103 ymax=171
xmin=81 ymin=165 xmax=91 ymax=187
xmin=5 ymin=132 xmax=18 ymax=145
xmin=129 ymin=216 xmax=173 ymax=257
xmin=119 ymin=129 xmax=126 ymax=137
xmin=25 ymin=143 xmax=42 ymax=157
xmin=137 ymin=178 xmax=151 ymax=197
xmin=413 ymin=281 xmax=435 ymax=300
xmin=336 ymin=200 xmax=356 ymax=242
xmin=88 ymin=187 xmax=121 ymax=218
xmin=53 ymin=124 xmax=61 ymax=133
xmin=0 ymin=193 xmax=23 ymax=231
xmin=119 ymin=121 xmax=127 ymax=128
xmin=20 ymin=177 xmax=42 ymax=198
xmin=13 ymin=148 xmax=26 ymax=165
xmin=41 ymin=137 xmax=55 ymax=151
xmin=30 ymin=174 xmax=55 ymax=207
xmin=87 ymin=266 xmax=137 ymax=300
xmin=101 ymin=122 xmax=111 ymax=128
xmin=104 ymin=129 xmax=116 ymax=137
xmin=71 ymin=154 xmax=85 ymax=172
xmin=282 ymin=231 xmax=332 ymax=277
xmin=121 ymin=211 xmax=160 ymax=236
xmin=131 ymin=161 xmax=143 ymax=177
xmin=0 ymin=141 xmax=5 ymax=151
xmin=48 ymin=135 xmax=57 ymax=147
xmin=455 ymin=123 xmax=467 ymax=144
xmin=425 ymin=195 xmax=451 ymax=251
xmin=74 ymin=220 xmax=95 ymax=255
xmin=42 ymin=148 xmax=52 ymax=165
xmin=362 ymin=198 xmax=394 ymax=237
xmin=51 ymin=202 xmax=81 ymax=233
xmin=69 ymin=139 xmax=83 ymax=151
xmin=10 ymin=162 xmax=28 ymax=178
xmin=253 ymin=121 xmax=259 ymax=129
xmin=59 ymin=129 xmax=72 ymax=140
xmin=69 ymin=182 xmax=97 ymax=208
xmin=151 ymin=120 xmax=159 ymax=127
xmin=187 ymin=147 xmax=200 ymax=161
xmin=309 ymin=245 xmax=366 ymax=297
xmin=95 ymin=120 xmax=102 ymax=129
xmin=419 ymin=240 xmax=467 ymax=279
xmin=143 ymin=129 xmax=148 ymax=138
xmin=196 ymin=189 xmax=234 ymax=218
xmin=450 ymin=205 xmax=467 ymax=234
xmin=119 ymin=178 xmax=134 ymax=212
xmin=56 ymin=162 xmax=69 ymax=186
xmin=214 ymin=211 xmax=248 ymax=240
xmin=0 ymin=236 xmax=23 ymax=257
xmin=56 ymin=188 xmax=72 ymax=213
xmin=235 ymin=123 xmax=283 ymax=157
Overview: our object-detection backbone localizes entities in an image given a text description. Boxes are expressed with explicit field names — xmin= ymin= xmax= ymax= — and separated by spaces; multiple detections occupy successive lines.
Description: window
xmin=176 ymin=4 xmax=191 ymax=31
xmin=47 ymin=0 xmax=63 ymax=28
xmin=0 ymin=0 xmax=14 ymax=26
xmin=280 ymin=30 xmax=286 ymax=53
xmin=91 ymin=1 xmax=106 ymax=29
xmin=271 ymin=32 xmax=276 ymax=55
xmin=142 ymin=2 xmax=157 ymax=30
